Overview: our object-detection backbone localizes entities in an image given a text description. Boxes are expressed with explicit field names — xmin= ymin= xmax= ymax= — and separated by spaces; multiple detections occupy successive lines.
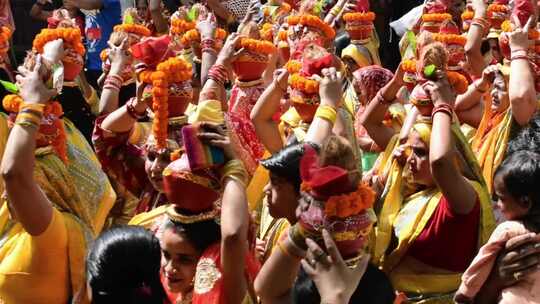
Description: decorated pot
xmin=232 ymin=51 xmax=269 ymax=81
xmin=410 ymin=84 xmax=434 ymax=116
xmin=143 ymin=81 xmax=193 ymax=117
xmin=346 ymin=22 xmax=373 ymax=41
xmin=447 ymin=44 xmax=466 ymax=67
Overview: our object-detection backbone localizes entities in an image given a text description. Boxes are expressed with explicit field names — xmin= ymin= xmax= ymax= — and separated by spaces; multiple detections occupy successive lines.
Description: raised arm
xmin=0 ymin=56 xmax=57 ymax=236
xmin=358 ymin=64 xmax=404 ymax=150
xmin=99 ymin=38 xmax=131 ymax=115
xmin=305 ymin=67 xmax=343 ymax=145
xmin=464 ymin=0 xmax=488 ymax=78
xmin=198 ymin=14 xmax=219 ymax=86
xmin=455 ymin=65 xmax=496 ymax=127
xmin=508 ymin=17 xmax=538 ymax=126
xmin=424 ymin=74 xmax=477 ymax=215
xmin=64 ymin=0 xmax=102 ymax=10
xmin=199 ymin=122 xmax=249 ymax=304
xmin=250 ymin=69 xmax=288 ymax=154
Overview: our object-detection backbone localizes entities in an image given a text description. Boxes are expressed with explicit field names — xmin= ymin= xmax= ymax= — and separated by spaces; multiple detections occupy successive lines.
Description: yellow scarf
xmin=372 ymin=122 xmax=495 ymax=299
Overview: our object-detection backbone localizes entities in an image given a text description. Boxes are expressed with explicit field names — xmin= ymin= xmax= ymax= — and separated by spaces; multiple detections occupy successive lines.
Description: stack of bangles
xmin=276 ymin=227 xmax=306 ymax=260
xmin=375 ymin=90 xmax=393 ymax=105
xmin=104 ymin=74 xmax=123 ymax=92
xmin=208 ymin=64 xmax=229 ymax=85
xmin=431 ymin=103 xmax=454 ymax=120
xmin=511 ymin=49 xmax=529 ymax=62
xmin=329 ymin=7 xmax=341 ymax=17
xmin=315 ymin=105 xmax=337 ymax=124
xmin=126 ymin=97 xmax=146 ymax=120
xmin=201 ymin=38 xmax=217 ymax=56
xmin=16 ymin=103 xmax=44 ymax=130
xmin=470 ymin=17 xmax=490 ymax=36
xmin=220 ymin=159 xmax=248 ymax=188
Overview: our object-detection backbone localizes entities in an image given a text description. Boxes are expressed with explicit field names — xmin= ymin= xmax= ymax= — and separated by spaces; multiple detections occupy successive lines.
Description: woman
xmin=129 ymin=71 xmax=259 ymax=304
xmin=361 ymin=64 xmax=495 ymax=302
xmin=0 ymin=54 xmax=96 ymax=303
xmin=87 ymin=226 xmax=167 ymax=303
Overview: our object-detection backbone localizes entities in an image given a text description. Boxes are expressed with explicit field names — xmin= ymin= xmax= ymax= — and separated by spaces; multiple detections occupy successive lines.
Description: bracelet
xmin=208 ymin=64 xmax=229 ymax=85
xmin=473 ymin=80 xmax=488 ymax=94
xmin=201 ymin=38 xmax=215 ymax=50
xmin=277 ymin=238 xmax=303 ymax=260
xmin=202 ymin=47 xmax=218 ymax=56
xmin=105 ymin=74 xmax=123 ymax=87
xmin=511 ymin=54 xmax=529 ymax=62
xmin=103 ymin=84 xmax=121 ymax=92
xmin=221 ymin=159 xmax=248 ymax=188
xmin=15 ymin=111 xmax=42 ymax=129
xmin=126 ymin=97 xmax=146 ymax=120
xmin=20 ymin=102 xmax=45 ymax=113
xmin=330 ymin=8 xmax=340 ymax=16
xmin=511 ymin=49 xmax=528 ymax=56
xmin=431 ymin=103 xmax=454 ymax=120
xmin=315 ymin=105 xmax=337 ymax=124
xmin=272 ymin=81 xmax=287 ymax=94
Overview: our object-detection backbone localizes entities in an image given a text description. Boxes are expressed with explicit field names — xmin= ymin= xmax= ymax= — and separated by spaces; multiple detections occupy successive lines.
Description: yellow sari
xmin=0 ymin=114 xmax=117 ymax=303
xmin=372 ymin=121 xmax=495 ymax=303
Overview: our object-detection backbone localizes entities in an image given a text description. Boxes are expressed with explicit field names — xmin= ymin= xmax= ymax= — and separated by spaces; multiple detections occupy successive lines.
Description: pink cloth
xmin=457 ymin=220 xmax=540 ymax=303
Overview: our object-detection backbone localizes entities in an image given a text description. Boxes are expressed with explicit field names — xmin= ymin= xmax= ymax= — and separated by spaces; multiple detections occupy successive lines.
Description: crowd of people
xmin=1 ymin=0 xmax=540 ymax=303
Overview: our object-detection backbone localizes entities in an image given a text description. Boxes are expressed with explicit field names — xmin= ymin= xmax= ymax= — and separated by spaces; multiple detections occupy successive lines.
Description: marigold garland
xmin=239 ymin=38 xmax=276 ymax=55
xmin=461 ymin=10 xmax=474 ymax=20
xmin=343 ymin=12 xmax=376 ymax=23
xmin=33 ymin=28 xmax=85 ymax=56
xmin=487 ymin=4 xmax=509 ymax=14
xmin=287 ymin=15 xmax=336 ymax=39
xmin=181 ymin=28 xmax=227 ymax=46
xmin=260 ymin=23 xmax=274 ymax=42
xmin=447 ymin=71 xmax=468 ymax=94
xmin=421 ymin=13 xmax=452 ymax=23
xmin=323 ymin=183 xmax=375 ymax=218
xmin=401 ymin=59 xmax=417 ymax=73
xmin=263 ymin=2 xmax=292 ymax=17
xmin=0 ymin=26 xmax=12 ymax=45
xmin=151 ymin=57 xmax=193 ymax=149
xmin=289 ymin=73 xmax=319 ymax=94
xmin=286 ymin=60 xmax=302 ymax=74
xmin=433 ymin=33 xmax=467 ymax=46
xmin=501 ymin=20 xmax=540 ymax=39
xmin=170 ymin=18 xmax=196 ymax=35
xmin=2 ymin=94 xmax=67 ymax=162
xmin=278 ymin=30 xmax=288 ymax=42
xmin=113 ymin=24 xmax=151 ymax=37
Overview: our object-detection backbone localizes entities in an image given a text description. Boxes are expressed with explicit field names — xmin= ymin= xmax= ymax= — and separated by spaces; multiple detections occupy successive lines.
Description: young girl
xmin=455 ymin=150 xmax=540 ymax=303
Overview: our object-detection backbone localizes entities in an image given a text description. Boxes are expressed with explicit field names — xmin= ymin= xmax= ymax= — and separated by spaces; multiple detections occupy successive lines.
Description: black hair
xmin=334 ymin=32 xmax=351 ymax=58
xmin=291 ymin=264 xmax=395 ymax=304
xmin=86 ymin=226 xmax=167 ymax=304
xmin=495 ymin=150 xmax=540 ymax=232
xmin=507 ymin=113 xmax=540 ymax=155
xmin=260 ymin=142 xmax=306 ymax=191
xmin=162 ymin=218 xmax=221 ymax=252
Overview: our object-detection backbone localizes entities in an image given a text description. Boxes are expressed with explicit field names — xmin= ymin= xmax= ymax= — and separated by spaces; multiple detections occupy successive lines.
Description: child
xmin=455 ymin=150 xmax=540 ymax=303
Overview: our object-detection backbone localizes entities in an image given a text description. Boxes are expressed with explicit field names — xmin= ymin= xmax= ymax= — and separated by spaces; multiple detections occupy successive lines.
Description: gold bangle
xmin=19 ymin=103 xmax=45 ymax=114
xmin=16 ymin=112 xmax=42 ymax=125
xmin=221 ymin=159 xmax=248 ymax=187
xmin=315 ymin=105 xmax=337 ymax=124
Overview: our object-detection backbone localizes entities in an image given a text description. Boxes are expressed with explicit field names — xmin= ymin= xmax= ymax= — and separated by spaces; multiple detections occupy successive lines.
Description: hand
xmin=494 ymin=233 xmax=540 ymax=288
xmin=471 ymin=0 xmax=487 ymax=17
xmin=479 ymin=64 xmax=498 ymax=88
xmin=509 ymin=16 xmax=535 ymax=52
xmin=301 ymin=229 xmax=370 ymax=304
xmin=198 ymin=122 xmax=236 ymax=160
xmin=216 ymin=33 xmax=245 ymax=68
xmin=393 ymin=63 xmax=406 ymax=87
xmin=315 ymin=67 xmax=343 ymax=108
xmin=16 ymin=55 xmax=56 ymax=104
xmin=272 ymin=68 xmax=289 ymax=92
xmin=42 ymin=39 xmax=65 ymax=64
xmin=422 ymin=71 xmax=456 ymax=107
xmin=392 ymin=143 xmax=409 ymax=167
xmin=242 ymin=0 xmax=259 ymax=24
xmin=197 ymin=13 xmax=217 ymax=40
xmin=108 ymin=37 xmax=131 ymax=73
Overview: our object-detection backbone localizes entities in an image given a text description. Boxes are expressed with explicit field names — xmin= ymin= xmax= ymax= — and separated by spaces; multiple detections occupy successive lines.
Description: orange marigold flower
xmin=324 ymin=183 xmax=375 ymax=218
xmin=433 ymin=33 xmax=467 ymax=46
xmin=170 ymin=18 xmax=196 ymax=35
xmin=421 ymin=13 xmax=452 ymax=23
xmin=287 ymin=14 xmax=335 ymax=39
xmin=487 ymin=4 xmax=509 ymax=14
xmin=239 ymin=38 xmax=276 ymax=55
xmin=114 ymin=24 xmax=151 ymax=37
xmin=33 ymin=28 xmax=85 ymax=56
xmin=343 ymin=12 xmax=376 ymax=23
xmin=447 ymin=71 xmax=468 ymax=94
xmin=461 ymin=10 xmax=474 ymax=20
xmin=401 ymin=59 xmax=417 ymax=73
xmin=501 ymin=20 xmax=540 ymax=39
xmin=285 ymin=60 xmax=302 ymax=74
xmin=289 ymin=73 xmax=319 ymax=95
xmin=181 ymin=28 xmax=227 ymax=46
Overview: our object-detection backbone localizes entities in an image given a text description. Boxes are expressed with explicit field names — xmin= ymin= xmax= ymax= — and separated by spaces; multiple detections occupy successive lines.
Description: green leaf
xmin=406 ymin=31 xmax=416 ymax=55
xmin=187 ymin=6 xmax=198 ymax=22
xmin=0 ymin=80 xmax=18 ymax=93
xmin=424 ymin=64 xmax=436 ymax=78
xmin=124 ymin=13 xmax=134 ymax=25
